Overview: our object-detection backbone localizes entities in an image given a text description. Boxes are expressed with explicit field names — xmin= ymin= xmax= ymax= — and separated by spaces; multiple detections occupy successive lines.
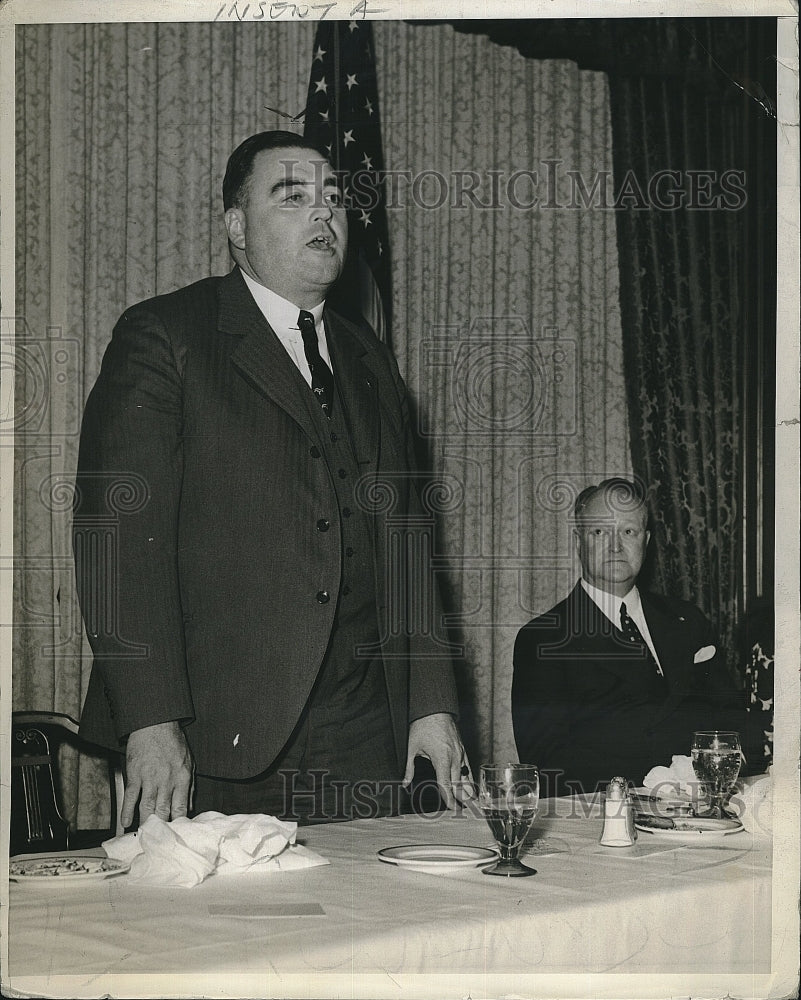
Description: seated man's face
xmin=574 ymin=490 xmax=650 ymax=597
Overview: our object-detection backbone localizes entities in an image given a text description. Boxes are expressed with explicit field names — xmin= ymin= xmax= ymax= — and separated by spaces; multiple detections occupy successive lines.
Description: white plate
xmin=9 ymin=854 xmax=130 ymax=887
xmin=378 ymin=844 xmax=498 ymax=872
xmin=635 ymin=817 xmax=744 ymax=842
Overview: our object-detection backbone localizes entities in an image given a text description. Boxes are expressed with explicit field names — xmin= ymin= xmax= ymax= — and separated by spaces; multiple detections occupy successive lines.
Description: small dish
xmin=634 ymin=815 xmax=744 ymax=842
xmin=378 ymin=844 xmax=498 ymax=873
xmin=9 ymin=854 xmax=130 ymax=887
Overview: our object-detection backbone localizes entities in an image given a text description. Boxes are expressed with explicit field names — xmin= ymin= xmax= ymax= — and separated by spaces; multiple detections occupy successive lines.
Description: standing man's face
xmin=574 ymin=491 xmax=650 ymax=597
xmin=224 ymin=146 xmax=347 ymax=309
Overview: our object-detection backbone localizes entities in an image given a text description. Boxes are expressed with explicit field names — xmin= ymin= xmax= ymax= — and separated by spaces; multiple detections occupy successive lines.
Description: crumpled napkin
xmin=642 ymin=754 xmax=700 ymax=799
xmin=727 ymin=769 xmax=773 ymax=839
xmin=102 ymin=811 xmax=329 ymax=887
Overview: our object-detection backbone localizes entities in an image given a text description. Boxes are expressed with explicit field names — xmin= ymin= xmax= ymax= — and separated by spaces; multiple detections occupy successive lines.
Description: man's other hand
xmin=403 ymin=712 xmax=475 ymax=810
xmin=122 ymin=721 xmax=194 ymax=827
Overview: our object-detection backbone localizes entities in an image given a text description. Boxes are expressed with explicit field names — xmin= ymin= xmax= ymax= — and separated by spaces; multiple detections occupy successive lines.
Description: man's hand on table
xmin=403 ymin=712 xmax=476 ymax=809
xmin=122 ymin=721 xmax=194 ymax=827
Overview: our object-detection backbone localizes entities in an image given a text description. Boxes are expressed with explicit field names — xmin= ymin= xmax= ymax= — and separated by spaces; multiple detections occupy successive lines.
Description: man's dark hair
xmin=573 ymin=477 xmax=649 ymax=525
xmin=222 ymin=130 xmax=333 ymax=211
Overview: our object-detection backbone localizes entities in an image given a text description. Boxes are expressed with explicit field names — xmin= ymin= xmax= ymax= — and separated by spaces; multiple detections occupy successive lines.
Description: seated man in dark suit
xmin=512 ymin=478 xmax=769 ymax=796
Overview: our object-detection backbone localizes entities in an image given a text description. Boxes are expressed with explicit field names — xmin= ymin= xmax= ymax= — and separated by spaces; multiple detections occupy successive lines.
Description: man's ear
xmin=645 ymin=529 xmax=651 ymax=548
xmin=224 ymin=207 xmax=247 ymax=250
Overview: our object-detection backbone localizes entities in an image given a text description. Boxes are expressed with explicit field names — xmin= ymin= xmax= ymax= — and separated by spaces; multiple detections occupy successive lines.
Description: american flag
xmin=304 ymin=20 xmax=392 ymax=343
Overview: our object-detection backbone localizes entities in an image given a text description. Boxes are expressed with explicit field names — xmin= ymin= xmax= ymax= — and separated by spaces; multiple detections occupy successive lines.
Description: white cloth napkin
xmin=728 ymin=769 xmax=773 ymax=839
xmin=642 ymin=754 xmax=699 ymax=799
xmin=102 ymin=811 xmax=329 ymax=887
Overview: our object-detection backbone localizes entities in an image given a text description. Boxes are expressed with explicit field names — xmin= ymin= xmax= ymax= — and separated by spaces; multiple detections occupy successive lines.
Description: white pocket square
xmin=693 ymin=645 xmax=716 ymax=664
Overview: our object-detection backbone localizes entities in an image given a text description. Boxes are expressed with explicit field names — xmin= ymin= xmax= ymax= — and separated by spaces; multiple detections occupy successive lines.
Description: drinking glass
xmin=691 ymin=731 xmax=742 ymax=818
xmin=478 ymin=763 xmax=539 ymax=877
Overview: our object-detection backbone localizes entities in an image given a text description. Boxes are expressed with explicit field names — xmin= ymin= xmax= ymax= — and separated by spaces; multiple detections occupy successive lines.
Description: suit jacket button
xmin=309 ymin=446 xmax=321 ymax=458
xmin=316 ymin=518 xmax=330 ymax=532
xmin=316 ymin=590 xmax=330 ymax=604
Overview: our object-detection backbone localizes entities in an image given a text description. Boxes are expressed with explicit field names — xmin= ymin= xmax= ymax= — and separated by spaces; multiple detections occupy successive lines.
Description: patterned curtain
xmin=437 ymin=16 xmax=777 ymax=684
xmin=14 ymin=21 xmax=317 ymax=827
xmin=375 ymin=23 xmax=629 ymax=763
xmin=610 ymin=24 xmax=776 ymax=683
xmin=14 ymin=20 xmax=629 ymax=821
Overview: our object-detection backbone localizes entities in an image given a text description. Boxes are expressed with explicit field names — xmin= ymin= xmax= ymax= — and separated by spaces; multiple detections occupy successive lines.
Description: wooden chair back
xmin=11 ymin=711 xmax=124 ymax=856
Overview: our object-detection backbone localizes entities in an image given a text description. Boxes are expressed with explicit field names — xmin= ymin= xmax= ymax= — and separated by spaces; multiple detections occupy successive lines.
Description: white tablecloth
xmin=5 ymin=796 xmax=773 ymax=998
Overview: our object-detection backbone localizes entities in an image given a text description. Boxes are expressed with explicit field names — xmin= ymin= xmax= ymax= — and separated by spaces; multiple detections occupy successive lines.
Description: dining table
xmin=4 ymin=793 xmax=775 ymax=999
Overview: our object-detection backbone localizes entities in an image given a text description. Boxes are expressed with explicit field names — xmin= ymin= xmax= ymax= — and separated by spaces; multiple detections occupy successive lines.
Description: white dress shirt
xmin=240 ymin=269 xmax=332 ymax=388
xmin=580 ymin=579 xmax=664 ymax=675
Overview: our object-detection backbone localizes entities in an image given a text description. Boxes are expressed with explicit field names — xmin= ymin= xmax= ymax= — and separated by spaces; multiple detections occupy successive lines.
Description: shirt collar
xmin=580 ymin=578 xmax=640 ymax=627
xmin=239 ymin=269 xmax=325 ymax=331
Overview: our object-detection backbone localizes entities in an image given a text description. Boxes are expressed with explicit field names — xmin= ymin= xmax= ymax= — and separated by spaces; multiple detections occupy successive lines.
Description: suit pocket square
xmin=693 ymin=645 xmax=717 ymax=664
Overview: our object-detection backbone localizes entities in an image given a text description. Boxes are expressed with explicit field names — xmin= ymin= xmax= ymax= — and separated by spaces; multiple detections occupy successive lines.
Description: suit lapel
xmin=219 ymin=270 xmax=322 ymax=444
xmin=325 ymin=311 xmax=380 ymax=468
xmin=564 ymin=585 xmax=653 ymax=684
xmin=642 ymin=592 xmax=696 ymax=723
xmin=642 ymin=594 xmax=693 ymax=690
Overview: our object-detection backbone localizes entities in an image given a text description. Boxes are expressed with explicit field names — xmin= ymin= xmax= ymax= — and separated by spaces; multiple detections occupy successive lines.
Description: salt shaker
xmin=600 ymin=776 xmax=637 ymax=846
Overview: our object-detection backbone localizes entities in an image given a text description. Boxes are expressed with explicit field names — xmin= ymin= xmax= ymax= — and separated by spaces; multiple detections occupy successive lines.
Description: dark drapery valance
xmin=438 ymin=17 xmax=774 ymax=96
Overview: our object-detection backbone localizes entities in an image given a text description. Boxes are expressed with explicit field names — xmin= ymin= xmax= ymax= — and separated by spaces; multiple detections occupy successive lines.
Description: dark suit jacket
xmin=512 ymin=583 xmax=763 ymax=795
xmin=74 ymin=268 xmax=457 ymax=779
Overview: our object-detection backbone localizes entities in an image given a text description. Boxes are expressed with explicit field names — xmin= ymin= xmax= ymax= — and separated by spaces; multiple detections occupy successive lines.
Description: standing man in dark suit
xmin=512 ymin=478 xmax=768 ymax=796
xmin=74 ymin=131 xmax=470 ymax=826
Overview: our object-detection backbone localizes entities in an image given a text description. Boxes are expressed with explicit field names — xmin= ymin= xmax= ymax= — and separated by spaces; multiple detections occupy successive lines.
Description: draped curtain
xmin=374 ymin=23 xmax=628 ymax=762
xmin=14 ymin=21 xmax=318 ymax=826
xmin=612 ymin=79 xmax=750 ymax=682
xmin=609 ymin=28 xmax=776 ymax=683
xmin=14 ymin=20 xmax=629 ymax=822
xmin=441 ymin=17 xmax=777 ymax=683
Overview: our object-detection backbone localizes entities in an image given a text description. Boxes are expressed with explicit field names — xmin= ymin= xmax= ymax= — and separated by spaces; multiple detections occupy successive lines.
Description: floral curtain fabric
xmin=610 ymin=56 xmax=776 ymax=682
xmin=14 ymin=20 xmax=628 ymax=823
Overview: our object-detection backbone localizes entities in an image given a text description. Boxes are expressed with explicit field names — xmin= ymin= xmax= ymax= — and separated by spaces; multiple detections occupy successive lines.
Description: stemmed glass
xmin=691 ymin=731 xmax=742 ymax=818
xmin=478 ymin=763 xmax=539 ymax=877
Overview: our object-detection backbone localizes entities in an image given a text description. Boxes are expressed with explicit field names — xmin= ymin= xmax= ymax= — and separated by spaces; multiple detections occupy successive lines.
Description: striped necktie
xmin=620 ymin=601 xmax=662 ymax=675
xmin=298 ymin=310 xmax=334 ymax=418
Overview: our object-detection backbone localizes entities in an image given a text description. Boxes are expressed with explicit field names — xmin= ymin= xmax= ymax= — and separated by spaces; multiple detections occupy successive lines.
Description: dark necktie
xmin=298 ymin=310 xmax=334 ymax=418
xmin=620 ymin=602 xmax=662 ymax=675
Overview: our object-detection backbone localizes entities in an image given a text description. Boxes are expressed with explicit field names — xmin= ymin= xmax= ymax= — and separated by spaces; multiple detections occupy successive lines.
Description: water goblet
xmin=691 ymin=731 xmax=742 ymax=818
xmin=478 ymin=763 xmax=539 ymax=877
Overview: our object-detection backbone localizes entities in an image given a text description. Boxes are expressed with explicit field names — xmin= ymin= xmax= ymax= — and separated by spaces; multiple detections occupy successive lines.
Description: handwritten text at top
xmin=214 ymin=1 xmax=388 ymax=21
